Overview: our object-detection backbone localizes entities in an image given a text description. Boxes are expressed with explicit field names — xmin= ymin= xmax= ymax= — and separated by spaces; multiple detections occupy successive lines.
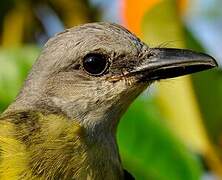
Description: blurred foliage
xmin=193 ymin=70 xmax=222 ymax=152
xmin=185 ymin=27 xmax=222 ymax=149
xmin=118 ymin=98 xmax=202 ymax=180
xmin=0 ymin=0 xmax=100 ymax=46
xmin=0 ymin=0 xmax=222 ymax=179
xmin=185 ymin=25 xmax=222 ymax=174
xmin=0 ymin=47 xmax=38 ymax=112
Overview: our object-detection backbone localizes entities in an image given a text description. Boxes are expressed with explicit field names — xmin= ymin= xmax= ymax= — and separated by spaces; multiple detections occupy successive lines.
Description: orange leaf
xmin=177 ymin=0 xmax=188 ymax=15
xmin=120 ymin=0 xmax=161 ymax=36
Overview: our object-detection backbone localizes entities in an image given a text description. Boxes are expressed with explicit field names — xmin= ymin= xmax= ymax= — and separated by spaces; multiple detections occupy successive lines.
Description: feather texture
xmin=0 ymin=111 xmax=123 ymax=179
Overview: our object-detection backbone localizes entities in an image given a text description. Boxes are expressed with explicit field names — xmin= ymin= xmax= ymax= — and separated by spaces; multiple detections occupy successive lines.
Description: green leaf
xmin=118 ymin=97 xmax=202 ymax=180
xmin=185 ymin=26 xmax=222 ymax=159
xmin=0 ymin=46 xmax=39 ymax=112
xmin=192 ymin=69 xmax=222 ymax=146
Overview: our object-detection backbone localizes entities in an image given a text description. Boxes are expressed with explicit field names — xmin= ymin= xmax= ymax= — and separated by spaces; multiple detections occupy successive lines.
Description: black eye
xmin=83 ymin=53 xmax=108 ymax=76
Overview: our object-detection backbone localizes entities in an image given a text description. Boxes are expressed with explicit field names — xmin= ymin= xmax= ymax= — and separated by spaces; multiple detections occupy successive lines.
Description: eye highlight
xmin=83 ymin=53 xmax=108 ymax=76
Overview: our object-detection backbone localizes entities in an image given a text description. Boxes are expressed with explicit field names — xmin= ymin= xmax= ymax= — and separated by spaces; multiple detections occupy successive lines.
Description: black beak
xmin=133 ymin=48 xmax=218 ymax=81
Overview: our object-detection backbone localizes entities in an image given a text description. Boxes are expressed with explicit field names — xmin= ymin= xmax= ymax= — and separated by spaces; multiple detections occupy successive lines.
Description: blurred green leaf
xmin=192 ymin=70 xmax=222 ymax=148
xmin=184 ymin=26 xmax=222 ymax=144
xmin=0 ymin=46 xmax=39 ymax=112
xmin=118 ymin=97 xmax=203 ymax=180
xmin=185 ymin=26 xmax=222 ymax=159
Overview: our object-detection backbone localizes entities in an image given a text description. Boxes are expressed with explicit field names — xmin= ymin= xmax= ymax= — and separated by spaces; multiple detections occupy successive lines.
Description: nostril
xmin=146 ymin=53 xmax=154 ymax=59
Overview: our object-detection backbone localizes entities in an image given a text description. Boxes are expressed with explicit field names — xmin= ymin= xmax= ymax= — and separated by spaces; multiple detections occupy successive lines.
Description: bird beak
xmin=133 ymin=48 xmax=218 ymax=81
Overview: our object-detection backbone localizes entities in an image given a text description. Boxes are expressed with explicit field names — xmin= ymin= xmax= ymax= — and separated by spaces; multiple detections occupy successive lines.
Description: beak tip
xmin=212 ymin=58 xmax=218 ymax=68
xmin=205 ymin=54 xmax=218 ymax=68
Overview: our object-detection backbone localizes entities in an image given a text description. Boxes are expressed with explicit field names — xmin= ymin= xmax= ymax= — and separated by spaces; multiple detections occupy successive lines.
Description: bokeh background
xmin=0 ymin=0 xmax=222 ymax=179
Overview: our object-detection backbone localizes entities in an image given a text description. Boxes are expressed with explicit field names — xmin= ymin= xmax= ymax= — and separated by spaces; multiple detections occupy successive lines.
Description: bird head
xmin=7 ymin=23 xmax=217 ymax=134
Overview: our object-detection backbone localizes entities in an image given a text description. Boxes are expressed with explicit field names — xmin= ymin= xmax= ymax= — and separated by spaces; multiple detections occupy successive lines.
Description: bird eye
xmin=83 ymin=53 xmax=108 ymax=76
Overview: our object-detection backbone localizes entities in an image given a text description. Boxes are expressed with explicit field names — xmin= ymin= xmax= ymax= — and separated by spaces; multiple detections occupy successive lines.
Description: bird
xmin=0 ymin=22 xmax=217 ymax=180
